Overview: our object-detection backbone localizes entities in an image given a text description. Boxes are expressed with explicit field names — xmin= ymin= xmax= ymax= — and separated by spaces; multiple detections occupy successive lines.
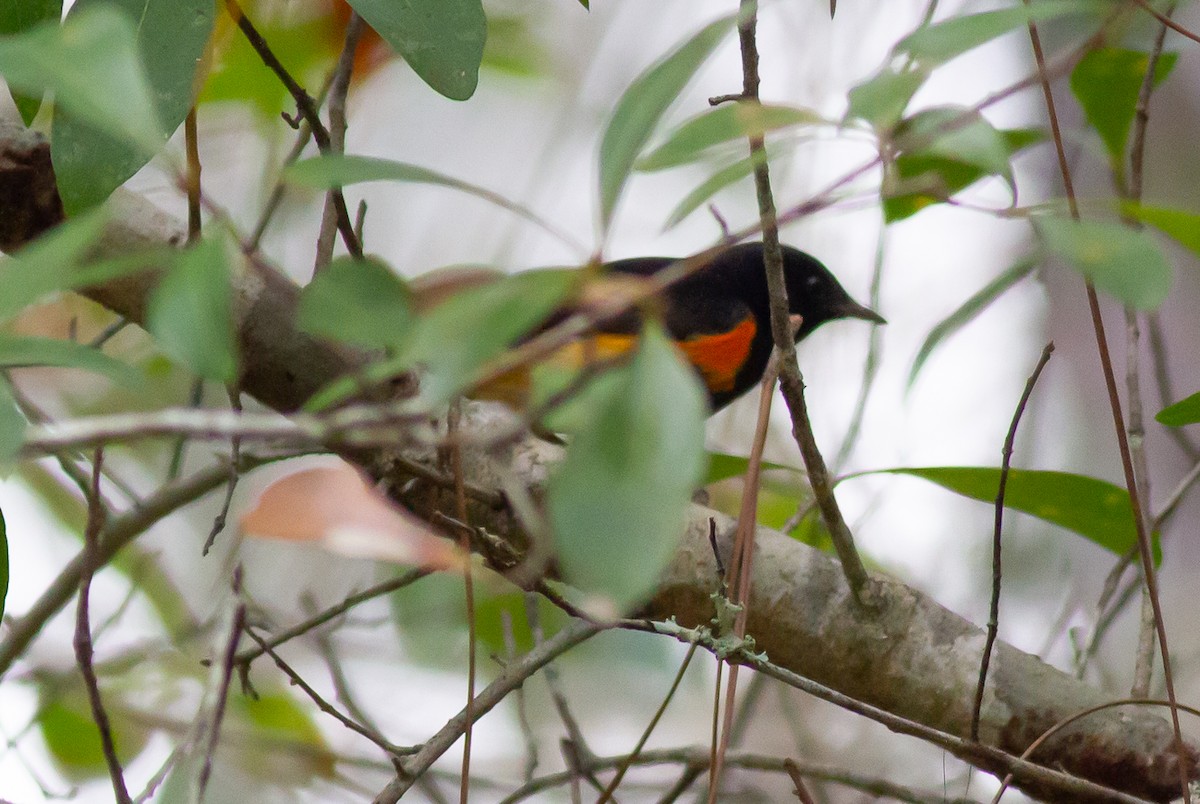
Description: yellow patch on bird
xmin=675 ymin=316 xmax=757 ymax=393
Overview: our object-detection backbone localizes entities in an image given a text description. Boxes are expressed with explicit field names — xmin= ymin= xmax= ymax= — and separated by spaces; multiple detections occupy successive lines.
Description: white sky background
xmin=6 ymin=0 xmax=1200 ymax=801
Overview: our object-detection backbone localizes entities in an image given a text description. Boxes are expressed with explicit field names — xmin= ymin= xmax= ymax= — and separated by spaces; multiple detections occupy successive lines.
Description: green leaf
xmin=146 ymin=238 xmax=239 ymax=384
xmin=52 ymin=0 xmax=213 ymax=212
xmin=38 ymin=696 xmax=148 ymax=777
xmin=1035 ymin=216 xmax=1171 ymax=309
xmin=1122 ymin=203 xmax=1200 ymax=258
xmin=705 ymin=451 xmax=798 ymax=484
xmin=0 ymin=210 xmax=108 ymax=321
xmin=1156 ymin=391 xmax=1200 ymax=427
xmin=908 ymin=257 xmax=1037 ymax=387
xmin=0 ymin=0 xmax=62 ymax=124
xmin=0 ymin=335 xmax=144 ymax=388
xmin=896 ymin=1 xmax=1098 ymax=66
xmin=637 ymin=103 xmax=823 ymax=171
xmin=1070 ymin=47 xmax=1177 ymax=167
xmin=286 ymin=154 xmax=560 ymax=236
xmin=346 ymin=0 xmax=486 ymax=101
xmin=0 ymin=5 xmax=164 ymax=171
xmin=878 ymin=467 xmax=1155 ymax=562
xmin=598 ymin=14 xmax=733 ymax=231
xmin=663 ymin=147 xmax=770 ymax=230
xmin=844 ymin=67 xmax=927 ymax=130
xmin=0 ymin=501 xmax=6 ymax=621
xmin=405 ymin=268 xmax=577 ymax=406
xmin=299 ymin=256 xmax=413 ymax=350
xmin=547 ymin=324 xmax=707 ymax=610
xmin=884 ymin=110 xmax=1037 ymax=221
xmin=0 ymin=375 xmax=20 ymax=465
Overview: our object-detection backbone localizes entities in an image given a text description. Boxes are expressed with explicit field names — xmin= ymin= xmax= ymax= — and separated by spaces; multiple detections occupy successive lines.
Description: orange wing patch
xmin=676 ymin=316 xmax=757 ymax=393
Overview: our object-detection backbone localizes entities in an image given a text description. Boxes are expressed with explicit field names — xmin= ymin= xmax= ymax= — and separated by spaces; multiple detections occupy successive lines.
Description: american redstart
xmin=413 ymin=242 xmax=883 ymax=413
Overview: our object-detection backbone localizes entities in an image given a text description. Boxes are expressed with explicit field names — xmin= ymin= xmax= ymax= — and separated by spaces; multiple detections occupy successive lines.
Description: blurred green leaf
xmin=232 ymin=689 xmax=336 ymax=780
xmin=287 ymin=154 xmax=560 ymax=236
xmin=547 ymin=324 xmax=707 ymax=610
xmin=1070 ymin=47 xmax=1177 ymax=167
xmin=877 ymin=466 xmax=1156 ymax=562
xmin=638 ymin=103 xmax=823 ymax=171
xmin=664 ymin=147 xmax=771 ymax=230
xmin=146 ymin=237 xmax=239 ymax=384
xmin=0 ymin=335 xmax=144 ymax=388
xmin=200 ymin=13 xmax=337 ymax=117
xmin=1122 ymin=203 xmax=1200 ymax=257
xmin=1156 ymin=391 xmax=1200 ymax=427
xmin=0 ymin=0 xmax=62 ymax=123
xmin=38 ymin=695 xmax=148 ymax=777
xmin=54 ymin=0 xmax=213 ymax=211
xmin=406 ymin=268 xmax=577 ymax=406
xmin=483 ymin=14 xmax=548 ymax=77
xmin=0 ymin=210 xmax=108 ymax=321
xmin=347 ymin=0 xmax=485 ymax=101
xmin=0 ymin=5 xmax=165 ymax=194
xmin=599 ymin=14 xmax=733 ymax=231
xmin=299 ymin=256 xmax=412 ymax=350
xmin=896 ymin=1 xmax=1096 ymax=66
xmin=1035 ymin=216 xmax=1171 ymax=309
xmin=844 ymin=67 xmax=926 ymax=129
xmin=908 ymin=256 xmax=1037 ymax=387
xmin=0 ymin=376 xmax=21 ymax=465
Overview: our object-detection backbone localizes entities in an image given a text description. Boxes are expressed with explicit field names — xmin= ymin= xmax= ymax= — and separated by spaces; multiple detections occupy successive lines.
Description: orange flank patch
xmin=676 ymin=316 xmax=757 ymax=393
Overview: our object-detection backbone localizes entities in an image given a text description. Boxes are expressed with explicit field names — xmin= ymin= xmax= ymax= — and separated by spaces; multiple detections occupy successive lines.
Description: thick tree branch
xmin=0 ymin=119 xmax=1194 ymax=802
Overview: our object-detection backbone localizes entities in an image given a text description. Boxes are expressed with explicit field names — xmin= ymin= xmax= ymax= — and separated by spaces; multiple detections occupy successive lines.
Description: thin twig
xmin=74 ymin=447 xmax=132 ymax=804
xmin=596 ymin=643 xmax=699 ymax=803
xmin=1023 ymin=6 xmax=1191 ymax=799
xmin=1121 ymin=1 xmax=1174 ymax=700
xmin=197 ymin=566 xmax=246 ymax=799
xmin=184 ymin=107 xmax=202 ymax=243
xmin=970 ymin=343 xmax=1053 ymax=741
xmin=500 ymin=608 xmax=539 ymax=783
xmin=230 ymin=568 xmax=431 ymax=668
xmin=370 ymin=619 xmax=603 ymax=803
xmin=783 ymin=758 xmax=818 ymax=804
xmin=0 ymin=456 xmax=277 ymax=677
xmin=202 ymin=387 xmax=242 ymax=555
xmin=222 ymin=0 xmax=362 ymax=258
xmin=447 ymin=400 xmax=477 ymax=804
xmin=243 ymin=627 xmax=416 ymax=759
xmin=314 ymin=11 xmax=365 ymax=274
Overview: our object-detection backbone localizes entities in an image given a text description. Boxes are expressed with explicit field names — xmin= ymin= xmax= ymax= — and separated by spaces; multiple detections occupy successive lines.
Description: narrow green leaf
xmin=908 ymin=257 xmax=1036 ymax=387
xmin=1123 ymin=203 xmax=1200 ymax=258
xmin=0 ymin=503 xmax=6 ymax=621
xmin=299 ymin=256 xmax=413 ymax=350
xmin=878 ymin=467 xmax=1155 ymax=562
xmin=704 ymin=451 xmax=798 ymax=484
xmin=1035 ymin=217 xmax=1171 ymax=309
xmin=547 ymin=324 xmax=707 ymax=610
xmin=52 ymin=0 xmax=213 ymax=212
xmin=663 ymin=148 xmax=771 ymax=230
xmin=844 ymin=67 xmax=927 ymax=130
xmin=346 ymin=0 xmax=486 ymax=101
xmin=637 ymin=103 xmax=823 ymax=171
xmin=0 ymin=335 xmax=144 ymax=388
xmin=146 ymin=238 xmax=239 ymax=384
xmin=599 ymin=14 xmax=734 ymax=231
xmin=0 ymin=376 xmax=21 ymax=465
xmin=0 ymin=6 xmax=163 ymax=160
xmin=1070 ymin=48 xmax=1177 ymax=166
xmin=286 ymin=154 xmax=560 ymax=236
xmin=1156 ymin=391 xmax=1200 ymax=427
xmin=405 ymin=268 xmax=577 ymax=406
xmin=0 ymin=210 xmax=109 ymax=322
xmin=896 ymin=1 xmax=1097 ymax=66
xmin=0 ymin=0 xmax=62 ymax=124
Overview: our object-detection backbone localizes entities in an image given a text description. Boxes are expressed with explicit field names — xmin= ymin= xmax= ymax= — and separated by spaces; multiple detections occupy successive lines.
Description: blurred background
xmin=3 ymin=0 xmax=1200 ymax=800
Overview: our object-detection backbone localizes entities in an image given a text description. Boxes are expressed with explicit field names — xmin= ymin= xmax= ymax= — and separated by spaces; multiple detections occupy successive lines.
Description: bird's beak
xmin=841 ymin=299 xmax=886 ymax=325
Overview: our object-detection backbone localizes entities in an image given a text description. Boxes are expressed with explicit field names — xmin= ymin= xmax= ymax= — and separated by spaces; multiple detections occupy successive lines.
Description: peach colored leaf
xmin=241 ymin=464 xmax=463 ymax=569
